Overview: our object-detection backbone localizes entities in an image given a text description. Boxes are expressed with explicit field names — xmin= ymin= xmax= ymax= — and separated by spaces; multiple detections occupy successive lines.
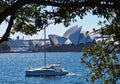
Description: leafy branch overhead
xmin=0 ymin=0 xmax=120 ymax=42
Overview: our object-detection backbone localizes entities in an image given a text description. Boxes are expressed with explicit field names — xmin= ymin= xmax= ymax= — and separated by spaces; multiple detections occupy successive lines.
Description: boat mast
xmin=44 ymin=27 xmax=47 ymax=67
xmin=43 ymin=22 xmax=54 ymax=67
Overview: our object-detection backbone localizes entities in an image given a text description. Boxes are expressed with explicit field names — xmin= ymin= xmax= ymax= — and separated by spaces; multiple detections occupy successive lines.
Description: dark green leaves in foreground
xmin=81 ymin=38 xmax=120 ymax=84
xmin=12 ymin=22 xmax=39 ymax=35
xmin=11 ymin=4 xmax=43 ymax=35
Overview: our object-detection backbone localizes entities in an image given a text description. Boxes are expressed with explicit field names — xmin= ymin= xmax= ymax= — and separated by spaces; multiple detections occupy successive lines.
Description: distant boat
xmin=25 ymin=25 xmax=68 ymax=76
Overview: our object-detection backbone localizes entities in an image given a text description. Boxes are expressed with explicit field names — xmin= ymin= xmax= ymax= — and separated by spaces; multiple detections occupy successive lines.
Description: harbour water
xmin=1 ymin=52 xmax=119 ymax=84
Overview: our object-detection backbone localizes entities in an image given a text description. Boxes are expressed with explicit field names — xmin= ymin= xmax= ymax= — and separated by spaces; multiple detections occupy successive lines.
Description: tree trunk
xmin=0 ymin=15 xmax=15 ymax=43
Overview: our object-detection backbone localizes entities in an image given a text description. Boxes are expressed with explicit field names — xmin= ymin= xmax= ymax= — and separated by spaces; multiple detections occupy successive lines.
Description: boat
xmin=26 ymin=64 xmax=68 ymax=76
xmin=25 ymin=25 xmax=68 ymax=76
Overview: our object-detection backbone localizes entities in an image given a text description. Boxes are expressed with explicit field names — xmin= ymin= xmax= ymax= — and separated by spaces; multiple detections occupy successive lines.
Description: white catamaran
xmin=25 ymin=27 xmax=68 ymax=76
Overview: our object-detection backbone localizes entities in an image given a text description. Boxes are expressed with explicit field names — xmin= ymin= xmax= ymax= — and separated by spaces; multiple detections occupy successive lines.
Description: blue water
xmin=0 ymin=52 xmax=91 ymax=84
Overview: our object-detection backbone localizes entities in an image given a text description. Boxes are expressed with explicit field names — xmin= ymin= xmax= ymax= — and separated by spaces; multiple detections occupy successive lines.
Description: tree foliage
xmin=81 ymin=39 xmax=120 ymax=84
xmin=81 ymin=14 xmax=120 ymax=83
xmin=100 ymin=15 xmax=120 ymax=41
xmin=0 ymin=0 xmax=120 ymax=43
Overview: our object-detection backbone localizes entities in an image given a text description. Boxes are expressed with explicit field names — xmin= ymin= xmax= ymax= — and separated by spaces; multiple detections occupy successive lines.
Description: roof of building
xmin=49 ymin=25 xmax=96 ymax=45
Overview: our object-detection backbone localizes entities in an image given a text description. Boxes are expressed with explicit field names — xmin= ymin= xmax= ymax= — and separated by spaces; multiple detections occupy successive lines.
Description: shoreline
xmin=0 ymin=44 xmax=93 ymax=53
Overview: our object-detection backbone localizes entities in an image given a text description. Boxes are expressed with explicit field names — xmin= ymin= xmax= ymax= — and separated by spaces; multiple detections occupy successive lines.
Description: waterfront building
xmin=7 ymin=38 xmax=30 ymax=52
xmin=49 ymin=25 xmax=96 ymax=46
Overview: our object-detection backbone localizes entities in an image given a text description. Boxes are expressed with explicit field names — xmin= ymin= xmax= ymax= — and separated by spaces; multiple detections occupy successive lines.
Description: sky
xmin=0 ymin=13 xmax=105 ymax=40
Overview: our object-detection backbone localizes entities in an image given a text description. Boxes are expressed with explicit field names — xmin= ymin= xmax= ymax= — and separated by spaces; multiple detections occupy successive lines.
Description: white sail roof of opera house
xmin=63 ymin=25 xmax=82 ymax=38
xmin=79 ymin=33 xmax=87 ymax=44
xmin=48 ymin=35 xmax=67 ymax=45
xmin=48 ymin=25 xmax=96 ymax=45
xmin=79 ymin=33 xmax=94 ymax=44
xmin=63 ymin=25 xmax=82 ymax=45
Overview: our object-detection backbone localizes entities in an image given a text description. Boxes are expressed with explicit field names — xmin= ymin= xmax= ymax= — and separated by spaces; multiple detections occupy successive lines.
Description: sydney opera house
xmin=48 ymin=25 xmax=95 ymax=46
xmin=45 ymin=25 xmax=96 ymax=52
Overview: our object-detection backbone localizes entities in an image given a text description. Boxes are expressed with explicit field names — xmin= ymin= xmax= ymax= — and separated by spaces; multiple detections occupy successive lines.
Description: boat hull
xmin=25 ymin=68 xmax=68 ymax=76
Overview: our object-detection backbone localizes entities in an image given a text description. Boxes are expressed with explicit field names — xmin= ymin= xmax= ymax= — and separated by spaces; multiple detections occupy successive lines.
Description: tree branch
xmin=0 ymin=0 xmax=119 ymax=25
xmin=29 ymin=0 xmax=120 ymax=10
xmin=0 ymin=0 xmax=27 ymax=24
xmin=0 ymin=14 xmax=15 ymax=43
